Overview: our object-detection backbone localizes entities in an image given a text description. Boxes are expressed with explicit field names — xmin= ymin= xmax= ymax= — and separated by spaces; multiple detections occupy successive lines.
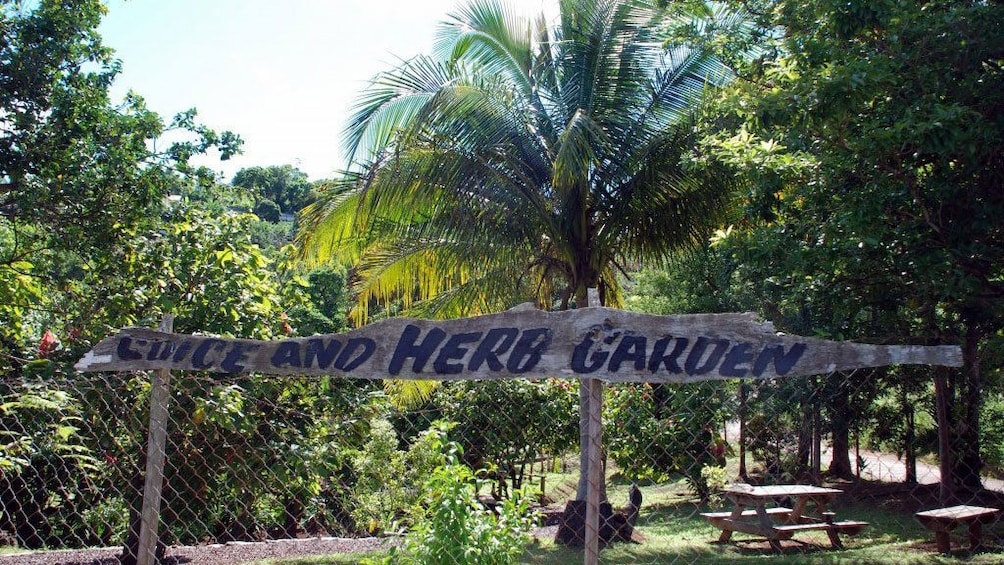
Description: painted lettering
xmin=146 ymin=341 xmax=163 ymax=361
xmin=304 ymin=338 xmax=342 ymax=369
xmin=720 ymin=343 xmax=755 ymax=378
xmin=434 ymin=332 xmax=482 ymax=374
xmin=334 ymin=338 xmax=375 ymax=371
xmin=753 ymin=343 xmax=807 ymax=376
xmin=608 ymin=335 xmax=647 ymax=372
xmin=506 ymin=328 xmax=552 ymax=373
xmin=172 ymin=341 xmax=194 ymax=363
xmin=116 ymin=337 xmax=143 ymax=361
xmin=684 ymin=337 xmax=730 ymax=376
xmin=271 ymin=342 xmax=302 ymax=368
xmin=647 ymin=336 xmax=687 ymax=373
xmin=571 ymin=334 xmax=606 ymax=373
xmin=192 ymin=339 xmax=227 ymax=370
xmin=221 ymin=342 xmax=259 ymax=373
xmin=468 ymin=328 xmax=518 ymax=371
xmin=156 ymin=340 xmax=178 ymax=361
xmin=389 ymin=325 xmax=447 ymax=375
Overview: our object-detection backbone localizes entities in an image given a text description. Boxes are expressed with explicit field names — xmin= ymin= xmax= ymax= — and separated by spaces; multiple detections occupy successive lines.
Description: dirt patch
xmin=0 ymin=536 xmax=393 ymax=565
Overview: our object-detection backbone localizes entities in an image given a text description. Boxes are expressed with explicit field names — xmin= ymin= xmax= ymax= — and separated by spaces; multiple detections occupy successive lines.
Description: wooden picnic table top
xmin=915 ymin=505 xmax=999 ymax=522
xmin=725 ymin=484 xmax=842 ymax=499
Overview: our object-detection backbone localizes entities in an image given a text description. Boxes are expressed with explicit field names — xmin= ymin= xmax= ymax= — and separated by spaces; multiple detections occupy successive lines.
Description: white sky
xmin=99 ymin=0 xmax=555 ymax=182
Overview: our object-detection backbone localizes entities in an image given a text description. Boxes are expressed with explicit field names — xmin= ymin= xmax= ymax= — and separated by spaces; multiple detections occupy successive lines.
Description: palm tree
xmin=298 ymin=0 xmax=739 ymax=516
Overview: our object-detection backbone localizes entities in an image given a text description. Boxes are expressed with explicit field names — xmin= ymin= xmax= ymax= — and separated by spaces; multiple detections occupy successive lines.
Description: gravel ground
xmin=0 ymin=536 xmax=394 ymax=565
xmin=0 ymin=526 xmax=562 ymax=565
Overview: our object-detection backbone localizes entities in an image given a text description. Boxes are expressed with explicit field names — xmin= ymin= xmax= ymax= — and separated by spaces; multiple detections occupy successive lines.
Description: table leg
xmin=968 ymin=521 xmax=983 ymax=552
xmin=754 ymin=504 xmax=784 ymax=551
xmin=935 ymin=531 xmax=952 ymax=554
xmin=823 ymin=512 xmax=843 ymax=549
xmin=788 ymin=496 xmax=808 ymax=524
xmin=718 ymin=503 xmax=745 ymax=542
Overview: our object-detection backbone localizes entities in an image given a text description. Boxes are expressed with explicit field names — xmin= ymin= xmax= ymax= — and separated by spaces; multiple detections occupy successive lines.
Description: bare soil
xmin=0 ymin=536 xmax=392 ymax=565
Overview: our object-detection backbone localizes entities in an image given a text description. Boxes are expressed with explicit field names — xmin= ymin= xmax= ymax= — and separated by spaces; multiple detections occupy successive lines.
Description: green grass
xmin=252 ymin=470 xmax=1004 ymax=564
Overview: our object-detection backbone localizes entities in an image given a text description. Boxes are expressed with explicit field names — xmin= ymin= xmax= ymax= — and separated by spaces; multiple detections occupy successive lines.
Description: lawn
xmin=252 ymin=468 xmax=1004 ymax=565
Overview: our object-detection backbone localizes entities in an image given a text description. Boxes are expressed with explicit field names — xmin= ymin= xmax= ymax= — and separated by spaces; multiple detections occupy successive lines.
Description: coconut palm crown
xmin=298 ymin=0 xmax=737 ymax=320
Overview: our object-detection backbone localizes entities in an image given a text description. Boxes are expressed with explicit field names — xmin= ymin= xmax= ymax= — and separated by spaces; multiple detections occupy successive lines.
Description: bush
xmin=350 ymin=418 xmax=411 ymax=534
xmin=254 ymin=198 xmax=281 ymax=223
xmin=248 ymin=218 xmax=294 ymax=249
xmin=604 ymin=382 xmax=731 ymax=499
xmin=435 ymin=379 xmax=577 ymax=499
xmin=369 ymin=427 xmax=536 ymax=565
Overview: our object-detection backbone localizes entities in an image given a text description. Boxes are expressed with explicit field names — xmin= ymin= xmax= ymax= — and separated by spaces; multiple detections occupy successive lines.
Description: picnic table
xmin=701 ymin=484 xmax=869 ymax=551
xmin=915 ymin=505 xmax=1000 ymax=554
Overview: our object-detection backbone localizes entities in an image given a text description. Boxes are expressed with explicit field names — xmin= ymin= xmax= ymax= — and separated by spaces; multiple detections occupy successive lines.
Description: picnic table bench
xmin=701 ymin=484 xmax=868 ymax=551
xmin=915 ymin=505 xmax=1000 ymax=554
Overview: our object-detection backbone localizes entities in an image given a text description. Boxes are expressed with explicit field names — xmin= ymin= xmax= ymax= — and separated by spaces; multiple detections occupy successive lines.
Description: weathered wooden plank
xmin=701 ymin=507 xmax=794 ymax=520
xmin=137 ymin=316 xmax=172 ymax=565
xmin=713 ymin=518 xmax=776 ymax=538
xmin=75 ymin=307 xmax=962 ymax=380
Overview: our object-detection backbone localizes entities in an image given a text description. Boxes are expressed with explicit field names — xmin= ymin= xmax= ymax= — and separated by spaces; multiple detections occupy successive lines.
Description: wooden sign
xmin=75 ymin=307 xmax=962 ymax=381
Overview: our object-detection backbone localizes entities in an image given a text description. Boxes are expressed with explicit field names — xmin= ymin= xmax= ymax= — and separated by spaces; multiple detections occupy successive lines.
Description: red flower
xmin=38 ymin=331 xmax=58 ymax=358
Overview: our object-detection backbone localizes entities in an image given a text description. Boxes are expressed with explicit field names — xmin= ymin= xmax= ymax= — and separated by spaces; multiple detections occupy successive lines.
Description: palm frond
xmin=436 ymin=0 xmax=534 ymax=93
xmin=300 ymin=0 xmax=750 ymax=325
xmin=342 ymin=56 xmax=457 ymax=163
xmin=295 ymin=173 xmax=368 ymax=266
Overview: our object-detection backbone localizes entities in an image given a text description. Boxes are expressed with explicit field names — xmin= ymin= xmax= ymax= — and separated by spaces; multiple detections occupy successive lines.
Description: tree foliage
xmin=232 ymin=165 xmax=313 ymax=217
xmin=298 ymin=0 xmax=741 ymax=320
xmin=0 ymin=0 xmax=242 ymax=360
xmin=694 ymin=0 xmax=1004 ymax=495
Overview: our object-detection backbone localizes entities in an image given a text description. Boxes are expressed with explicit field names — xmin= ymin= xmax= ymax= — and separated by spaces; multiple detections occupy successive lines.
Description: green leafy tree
xmin=604 ymin=381 xmax=731 ymax=498
xmin=435 ymin=379 xmax=578 ymax=499
xmin=700 ymin=0 xmax=1004 ymax=501
xmin=298 ymin=0 xmax=741 ymax=503
xmin=285 ymin=264 xmax=349 ymax=336
xmin=232 ymin=165 xmax=313 ymax=216
xmin=0 ymin=0 xmax=241 ymax=364
xmin=254 ymin=198 xmax=282 ymax=223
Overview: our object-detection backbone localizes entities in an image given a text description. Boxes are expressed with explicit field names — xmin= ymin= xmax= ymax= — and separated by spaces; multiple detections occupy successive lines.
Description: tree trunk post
xmin=577 ymin=380 xmax=591 ymax=500
xmin=583 ymin=287 xmax=603 ymax=565
xmin=138 ymin=315 xmax=173 ymax=565
xmin=810 ymin=376 xmax=821 ymax=481
xmin=585 ymin=376 xmax=603 ymax=565
xmin=904 ymin=384 xmax=917 ymax=484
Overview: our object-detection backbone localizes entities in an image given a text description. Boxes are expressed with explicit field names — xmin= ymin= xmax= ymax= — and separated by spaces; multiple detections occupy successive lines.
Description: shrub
xmin=604 ymin=382 xmax=730 ymax=499
xmin=370 ymin=429 xmax=536 ymax=565
xmin=254 ymin=198 xmax=281 ymax=223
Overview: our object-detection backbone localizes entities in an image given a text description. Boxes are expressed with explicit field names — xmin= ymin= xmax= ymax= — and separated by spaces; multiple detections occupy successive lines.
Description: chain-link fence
xmin=1 ymin=367 xmax=1002 ymax=564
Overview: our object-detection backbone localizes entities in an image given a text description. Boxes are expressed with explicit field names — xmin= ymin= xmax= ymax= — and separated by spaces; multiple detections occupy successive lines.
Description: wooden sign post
xmin=138 ymin=316 xmax=172 ymax=565
xmin=77 ymin=307 xmax=962 ymax=564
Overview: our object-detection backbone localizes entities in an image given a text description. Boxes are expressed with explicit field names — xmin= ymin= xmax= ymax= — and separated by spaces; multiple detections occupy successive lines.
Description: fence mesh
xmin=1 ymin=368 xmax=1001 ymax=564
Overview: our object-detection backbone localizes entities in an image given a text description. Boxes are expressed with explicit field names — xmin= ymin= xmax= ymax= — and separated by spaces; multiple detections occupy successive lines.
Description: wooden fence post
xmin=584 ymin=287 xmax=602 ymax=565
xmin=138 ymin=315 xmax=173 ymax=565
xmin=584 ymin=377 xmax=603 ymax=565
